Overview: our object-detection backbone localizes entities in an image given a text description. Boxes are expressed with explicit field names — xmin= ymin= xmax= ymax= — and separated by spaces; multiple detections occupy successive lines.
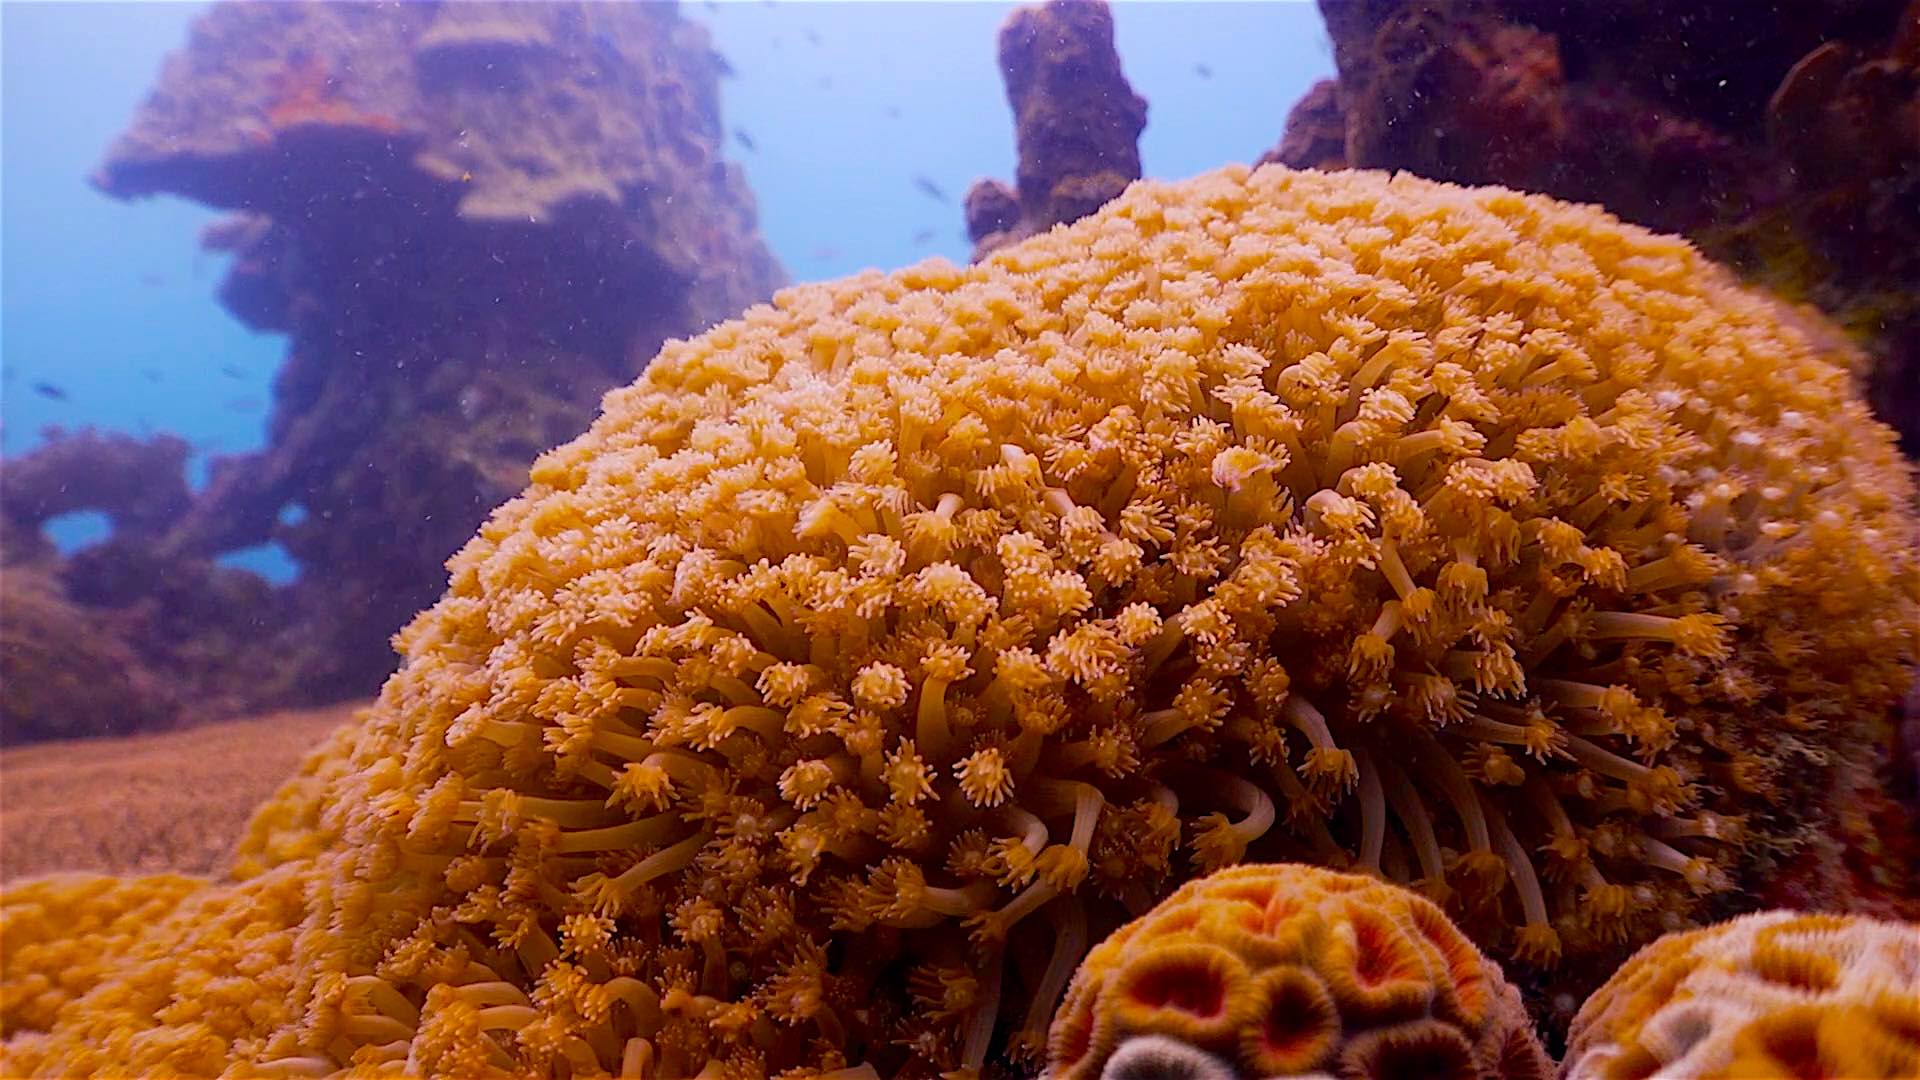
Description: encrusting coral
xmin=3 ymin=163 xmax=1917 ymax=1078
xmin=1562 ymin=909 xmax=1920 ymax=1079
xmin=1043 ymin=862 xmax=1553 ymax=1080
xmin=0 ymin=874 xmax=205 ymax=1036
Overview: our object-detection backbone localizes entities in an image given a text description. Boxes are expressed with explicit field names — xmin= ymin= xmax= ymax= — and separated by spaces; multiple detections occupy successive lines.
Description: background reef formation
xmin=964 ymin=0 xmax=1147 ymax=261
xmin=0 ymin=429 xmax=293 ymax=742
xmin=0 ymin=0 xmax=783 ymax=743
xmin=1276 ymin=0 xmax=1920 ymax=456
xmin=3 ymin=166 xmax=1914 ymax=1079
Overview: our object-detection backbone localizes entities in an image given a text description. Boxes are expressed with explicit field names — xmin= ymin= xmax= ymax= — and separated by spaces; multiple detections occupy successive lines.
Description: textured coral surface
xmin=1043 ymin=862 xmax=1552 ymax=1080
xmin=2 ymin=165 xmax=1915 ymax=1079
xmin=1283 ymin=0 xmax=1920 ymax=921
xmin=1564 ymin=910 xmax=1920 ymax=1079
xmin=0 ymin=874 xmax=208 ymax=1037
xmin=1292 ymin=0 xmax=1920 ymax=454
xmin=0 ymin=705 xmax=356 ymax=880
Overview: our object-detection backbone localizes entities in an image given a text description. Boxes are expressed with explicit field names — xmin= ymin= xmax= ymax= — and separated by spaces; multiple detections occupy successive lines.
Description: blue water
xmin=0 ymin=1 xmax=1332 ymax=581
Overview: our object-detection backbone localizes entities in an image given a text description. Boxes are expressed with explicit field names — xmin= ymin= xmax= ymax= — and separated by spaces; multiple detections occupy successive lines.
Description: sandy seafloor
xmin=0 ymin=704 xmax=356 ymax=880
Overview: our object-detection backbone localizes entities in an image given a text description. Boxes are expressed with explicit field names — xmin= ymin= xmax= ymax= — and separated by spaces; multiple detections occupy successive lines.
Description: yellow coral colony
xmin=3 ymin=164 xmax=1917 ymax=1078
xmin=1563 ymin=910 xmax=1920 ymax=1079
xmin=1043 ymin=862 xmax=1553 ymax=1080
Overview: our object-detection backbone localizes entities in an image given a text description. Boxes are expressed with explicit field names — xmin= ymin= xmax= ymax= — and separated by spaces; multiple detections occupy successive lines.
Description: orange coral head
xmin=1043 ymin=862 xmax=1553 ymax=1080
xmin=8 ymin=163 xmax=1917 ymax=1080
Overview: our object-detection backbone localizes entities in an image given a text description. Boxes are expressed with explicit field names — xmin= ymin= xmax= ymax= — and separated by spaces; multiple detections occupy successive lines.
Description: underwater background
xmin=1 ymin=2 xmax=1917 ymax=1078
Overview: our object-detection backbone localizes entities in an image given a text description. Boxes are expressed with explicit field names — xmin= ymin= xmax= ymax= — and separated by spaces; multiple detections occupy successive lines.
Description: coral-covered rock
xmin=3 ymin=165 xmax=1915 ymax=1077
xmin=0 ymin=430 xmax=199 ymax=743
xmin=1044 ymin=863 xmax=1553 ymax=1080
xmin=83 ymin=0 xmax=784 ymax=709
xmin=1564 ymin=909 xmax=1920 ymax=1079
xmin=0 ymin=428 xmax=192 ymax=567
xmin=0 ymin=564 xmax=175 ymax=745
xmin=966 ymin=0 xmax=1147 ymax=259
xmin=0 ymin=429 xmax=334 ymax=745
xmin=1259 ymin=77 xmax=1347 ymax=172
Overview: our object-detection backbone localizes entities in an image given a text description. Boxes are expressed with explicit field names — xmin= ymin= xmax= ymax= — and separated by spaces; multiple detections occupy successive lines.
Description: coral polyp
xmin=2 ymin=164 xmax=1915 ymax=1078
xmin=1042 ymin=862 xmax=1553 ymax=1080
xmin=1563 ymin=910 xmax=1920 ymax=1079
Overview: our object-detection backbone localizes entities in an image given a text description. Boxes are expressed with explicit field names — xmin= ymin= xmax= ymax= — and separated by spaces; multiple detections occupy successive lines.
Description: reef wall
xmin=0 ymin=0 xmax=783 ymax=743
xmin=965 ymin=0 xmax=1148 ymax=260
xmin=1277 ymin=0 xmax=1920 ymax=452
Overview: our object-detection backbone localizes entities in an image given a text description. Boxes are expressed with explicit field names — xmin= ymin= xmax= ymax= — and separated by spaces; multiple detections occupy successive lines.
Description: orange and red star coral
xmin=1042 ymin=862 xmax=1552 ymax=1080
xmin=1563 ymin=909 xmax=1920 ymax=1079
xmin=2 ymin=164 xmax=1916 ymax=1077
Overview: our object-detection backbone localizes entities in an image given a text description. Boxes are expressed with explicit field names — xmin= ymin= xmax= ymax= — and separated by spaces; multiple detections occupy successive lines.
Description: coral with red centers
xmin=1044 ymin=862 xmax=1553 ymax=1080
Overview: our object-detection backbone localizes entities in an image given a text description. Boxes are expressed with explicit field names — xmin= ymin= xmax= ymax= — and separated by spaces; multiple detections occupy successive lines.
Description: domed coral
xmin=1043 ymin=862 xmax=1553 ymax=1080
xmin=1563 ymin=910 xmax=1920 ymax=1079
xmin=3 ymin=163 xmax=1916 ymax=1077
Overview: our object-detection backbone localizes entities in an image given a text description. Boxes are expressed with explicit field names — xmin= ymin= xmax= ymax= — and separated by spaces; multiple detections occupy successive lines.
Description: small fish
xmin=912 ymin=228 xmax=935 ymax=244
xmin=32 ymin=382 xmax=68 ymax=401
xmin=810 ymin=244 xmax=842 ymax=262
xmin=220 ymin=364 xmax=246 ymax=379
xmin=805 ymin=29 xmax=822 ymax=46
xmin=913 ymin=175 xmax=948 ymax=202
xmin=1193 ymin=63 xmax=1213 ymax=79
xmin=733 ymin=127 xmax=756 ymax=152
xmin=886 ymin=106 xmax=902 ymax=120
xmin=137 ymin=271 xmax=168 ymax=287
xmin=142 ymin=368 xmax=164 ymax=383
xmin=227 ymin=397 xmax=264 ymax=414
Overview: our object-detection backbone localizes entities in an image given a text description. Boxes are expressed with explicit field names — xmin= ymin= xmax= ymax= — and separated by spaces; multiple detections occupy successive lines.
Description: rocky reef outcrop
xmin=1276 ymin=0 xmax=1920 ymax=453
xmin=0 ymin=0 xmax=782 ymax=743
xmin=0 ymin=430 xmax=297 ymax=744
xmin=964 ymin=0 xmax=1147 ymax=259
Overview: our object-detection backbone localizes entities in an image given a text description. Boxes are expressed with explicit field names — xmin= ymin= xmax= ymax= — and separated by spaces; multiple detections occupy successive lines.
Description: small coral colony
xmin=5 ymin=25 xmax=1920 ymax=1079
